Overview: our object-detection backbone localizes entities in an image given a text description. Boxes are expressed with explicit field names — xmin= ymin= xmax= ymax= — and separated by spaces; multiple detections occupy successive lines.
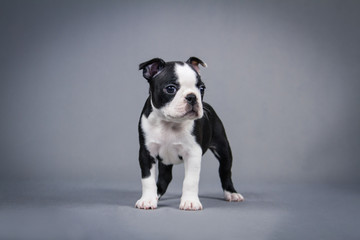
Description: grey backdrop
xmin=1 ymin=1 xmax=360 ymax=239
xmin=1 ymin=0 xmax=360 ymax=185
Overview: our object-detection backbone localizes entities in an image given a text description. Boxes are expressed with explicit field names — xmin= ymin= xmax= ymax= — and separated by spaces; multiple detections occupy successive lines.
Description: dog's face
xmin=139 ymin=57 xmax=207 ymax=122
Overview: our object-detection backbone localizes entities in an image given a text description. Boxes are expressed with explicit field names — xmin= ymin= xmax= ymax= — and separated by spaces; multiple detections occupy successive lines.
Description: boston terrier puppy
xmin=136 ymin=57 xmax=244 ymax=210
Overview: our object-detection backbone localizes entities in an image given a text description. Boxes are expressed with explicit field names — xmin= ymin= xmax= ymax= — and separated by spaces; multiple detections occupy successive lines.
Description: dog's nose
xmin=185 ymin=93 xmax=197 ymax=105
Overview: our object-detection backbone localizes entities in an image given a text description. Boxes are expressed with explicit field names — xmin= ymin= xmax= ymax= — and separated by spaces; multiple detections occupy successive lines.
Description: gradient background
xmin=1 ymin=0 xmax=360 ymax=239
xmin=1 ymin=0 xmax=359 ymax=185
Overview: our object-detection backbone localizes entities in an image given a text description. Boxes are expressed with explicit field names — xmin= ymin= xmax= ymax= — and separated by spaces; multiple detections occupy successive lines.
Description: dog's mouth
xmin=184 ymin=109 xmax=198 ymax=118
xmin=182 ymin=104 xmax=201 ymax=119
xmin=162 ymin=102 xmax=203 ymax=122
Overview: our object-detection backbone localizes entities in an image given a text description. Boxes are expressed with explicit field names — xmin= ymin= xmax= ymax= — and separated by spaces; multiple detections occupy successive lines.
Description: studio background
xmin=1 ymin=0 xmax=359 ymax=185
xmin=1 ymin=1 xmax=360 ymax=239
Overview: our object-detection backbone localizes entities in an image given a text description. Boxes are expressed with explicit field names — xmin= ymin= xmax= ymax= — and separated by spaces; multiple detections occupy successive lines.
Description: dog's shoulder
xmin=140 ymin=97 xmax=152 ymax=119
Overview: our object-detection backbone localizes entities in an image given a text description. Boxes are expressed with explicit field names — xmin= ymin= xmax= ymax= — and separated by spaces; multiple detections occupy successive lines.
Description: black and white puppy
xmin=136 ymin=57 xmax=244 ymax=210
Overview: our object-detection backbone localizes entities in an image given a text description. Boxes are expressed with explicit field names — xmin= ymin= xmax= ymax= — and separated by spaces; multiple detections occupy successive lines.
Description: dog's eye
xmin=164 ymin=85 xmax=177 ymax=95
xmin=199 ymin=85 xmax=206 ymax=95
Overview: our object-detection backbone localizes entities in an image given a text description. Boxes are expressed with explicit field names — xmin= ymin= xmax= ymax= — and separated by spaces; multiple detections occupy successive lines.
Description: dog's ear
xmin=186 ymin=57 xmax=207 ymax=74
xmin=139 ymin=58 xmax=166 ymax=81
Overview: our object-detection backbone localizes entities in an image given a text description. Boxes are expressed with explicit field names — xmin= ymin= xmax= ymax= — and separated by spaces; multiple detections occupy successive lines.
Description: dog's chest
xmin=141 ymin=114 xmax=197 ymax=165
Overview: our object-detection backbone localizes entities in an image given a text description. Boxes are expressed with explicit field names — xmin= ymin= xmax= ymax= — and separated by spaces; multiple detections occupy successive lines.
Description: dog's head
xmin=139 ymin=57 xmax=207 ymax=122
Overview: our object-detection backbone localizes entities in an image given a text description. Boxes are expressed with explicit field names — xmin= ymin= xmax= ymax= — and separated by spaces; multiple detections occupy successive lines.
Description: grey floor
xmin=1 ymin=182 xmax=359 ymax=240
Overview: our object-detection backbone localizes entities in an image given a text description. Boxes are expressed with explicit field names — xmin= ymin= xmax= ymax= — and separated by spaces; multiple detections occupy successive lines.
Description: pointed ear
xmin=139 ymin=58 xmax=166 ymax=81
xmin=186 ymin=57 xmax=207 ymax=74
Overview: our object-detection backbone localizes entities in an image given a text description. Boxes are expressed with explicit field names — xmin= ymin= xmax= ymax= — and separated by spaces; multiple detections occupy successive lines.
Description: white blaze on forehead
xmin=158 ymin=63 xmax=203 ymax=120
xmin=175 ymin=64 xmax=197 ymax=87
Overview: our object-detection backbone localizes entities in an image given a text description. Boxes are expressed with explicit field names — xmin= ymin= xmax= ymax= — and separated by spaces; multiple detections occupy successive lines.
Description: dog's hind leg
xmin=157 ymin=161 xmax=173 ymax=199
xmin=209 ymin=119 xmax=244 ymax=202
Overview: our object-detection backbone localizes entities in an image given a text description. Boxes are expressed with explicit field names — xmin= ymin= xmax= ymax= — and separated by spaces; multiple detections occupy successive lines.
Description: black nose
xmin=185 ymin=93 xmax=197 ymax=105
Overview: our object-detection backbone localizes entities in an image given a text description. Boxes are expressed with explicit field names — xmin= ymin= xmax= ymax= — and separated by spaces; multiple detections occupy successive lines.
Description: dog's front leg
xmin=136 ymin=162 xmax=158 ymax=210
xmin=180 ymin=148 xmax=203 ymax=211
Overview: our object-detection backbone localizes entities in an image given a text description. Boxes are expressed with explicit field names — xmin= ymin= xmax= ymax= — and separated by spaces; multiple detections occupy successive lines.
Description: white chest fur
xmin=141 ymin=111 xmax=200 ymax=165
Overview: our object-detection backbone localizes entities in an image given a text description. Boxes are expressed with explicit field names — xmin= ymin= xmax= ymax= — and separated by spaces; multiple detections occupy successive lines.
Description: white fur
xmin=180 ymin=148 xmax=203 ymax=210
xmin=135 ymin=164 xmax=158 ymax=209
xmin=160 ymin=64 xmax=203 ymax=121
xmin=141 ymin=112 xmax=197 ymax=165
xmin=137 ymin=63 xmax=206 ymax=210
xmin=141 ymin=113 xmax=203 ymax=210
xmin=224 ymin=190 xmax=244 ymax=202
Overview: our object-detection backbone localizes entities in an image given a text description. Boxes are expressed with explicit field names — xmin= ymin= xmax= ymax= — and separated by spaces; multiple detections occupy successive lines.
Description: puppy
xmin=136 ymin=57 xmax=243 ymax=210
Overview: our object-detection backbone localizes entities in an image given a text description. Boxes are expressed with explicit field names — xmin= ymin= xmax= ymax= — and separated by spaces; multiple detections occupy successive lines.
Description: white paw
xmin=224 ymin=191 xmax=244 ymax=202
xmin=179 ymin=197 xmax=203 ymax=211
xmin=135 ymin=197 xmax=158 ymax=210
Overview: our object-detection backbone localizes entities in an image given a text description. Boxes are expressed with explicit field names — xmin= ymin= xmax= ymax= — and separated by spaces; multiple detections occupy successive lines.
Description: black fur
xmin=151 ymin=102 xmax=238 ymax=197
xmin=138 ymin=57 xmax=239 ymax=199
xmin=157 ymin=161 xmax=173 ymax=198
xmin=138 ymin=98 xmax=154 ymax=178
